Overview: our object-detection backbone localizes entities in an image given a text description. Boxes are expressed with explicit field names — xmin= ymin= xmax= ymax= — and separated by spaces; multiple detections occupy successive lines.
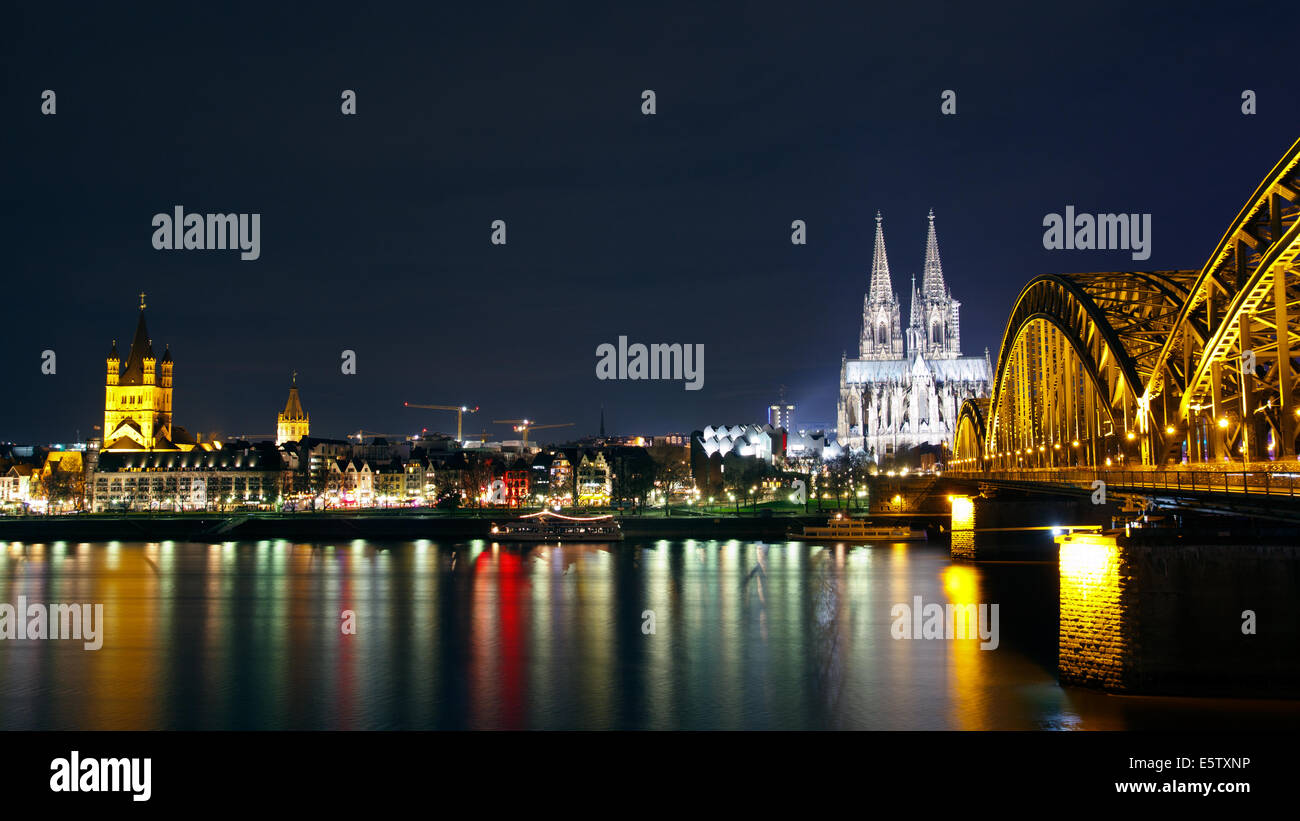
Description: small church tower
xmin=276 ymin=372 xmax=310 ymax=445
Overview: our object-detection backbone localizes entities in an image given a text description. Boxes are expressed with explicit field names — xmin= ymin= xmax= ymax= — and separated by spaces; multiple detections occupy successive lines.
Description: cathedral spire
xmin=921 ymin=209 xmax=946 ymax=300
xmin=908 ymin=274 xmax=921 ymax=327
xmin=868 ymin=211 xmax=893 ymax=303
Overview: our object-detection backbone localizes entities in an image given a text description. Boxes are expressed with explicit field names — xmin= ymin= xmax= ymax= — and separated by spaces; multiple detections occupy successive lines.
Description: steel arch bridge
xmin=954 ymin=136 xmax=1300 ymax=470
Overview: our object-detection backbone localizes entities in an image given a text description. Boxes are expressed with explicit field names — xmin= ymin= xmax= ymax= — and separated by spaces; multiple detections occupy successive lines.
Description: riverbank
xmin=0 ymin=510 xmax=946 ymax=543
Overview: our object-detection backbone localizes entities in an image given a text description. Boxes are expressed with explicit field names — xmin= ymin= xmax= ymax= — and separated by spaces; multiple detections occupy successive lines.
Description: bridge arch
xmin=984 ymin=271 xmax=1194 ymax=468
xmin=953 ymin=398 xmax=987 ymax=468
xmin=981 ymin=136 xmax=1300 ymax=467
xmin=1143 ymin=137 xmax=1300 ymax=463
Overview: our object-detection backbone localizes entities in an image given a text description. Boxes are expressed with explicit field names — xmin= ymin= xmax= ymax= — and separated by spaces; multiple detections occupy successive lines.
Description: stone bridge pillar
xmin=1057 ymin=530 xmax=1300 ymax=696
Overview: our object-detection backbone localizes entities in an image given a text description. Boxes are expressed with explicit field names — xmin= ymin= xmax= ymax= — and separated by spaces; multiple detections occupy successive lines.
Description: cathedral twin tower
xmin=859 ymin=210 xmax=961 ymax=361
xmin=839 ymin=211 xmax=991 ymax=461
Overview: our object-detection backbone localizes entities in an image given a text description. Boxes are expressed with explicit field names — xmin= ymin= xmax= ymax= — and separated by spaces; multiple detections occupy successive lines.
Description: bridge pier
xmin=1057 ymin=529 xmax=1300 ymax=696
xmin=948 ymin=489 xmax=1112 ymax=561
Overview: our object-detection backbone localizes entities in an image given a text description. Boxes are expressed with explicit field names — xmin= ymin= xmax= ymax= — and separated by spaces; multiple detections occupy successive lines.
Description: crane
xmin=403 ymin=403 xmax=479 ymax=441
xmin=493 ymin=419 xmax=575 ymax=446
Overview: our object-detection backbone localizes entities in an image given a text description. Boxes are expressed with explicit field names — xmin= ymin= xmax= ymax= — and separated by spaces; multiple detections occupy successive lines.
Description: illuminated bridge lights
xmin=952 ymin=136 xmax=1300 ymax=469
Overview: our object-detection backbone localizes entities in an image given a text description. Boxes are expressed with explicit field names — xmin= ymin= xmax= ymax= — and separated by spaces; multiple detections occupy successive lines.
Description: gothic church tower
xmin=907 ymin=210 xmax=962 ymax=359
xmin=859 ymin=213 xmax=904 ymax=359
xmin=103 ymin=294 xmax=174 ymax=450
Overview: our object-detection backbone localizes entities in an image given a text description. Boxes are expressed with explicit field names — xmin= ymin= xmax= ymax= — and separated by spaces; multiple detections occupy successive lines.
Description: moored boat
xmin=490 ymin=510 xmax=624 ymax=542
xmin=795 ymin=515 xmax=927 ymax=542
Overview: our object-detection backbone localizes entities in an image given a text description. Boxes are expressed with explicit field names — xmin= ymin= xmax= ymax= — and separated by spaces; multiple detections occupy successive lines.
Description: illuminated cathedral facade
xmin=837 ymin=212 xmax=991 ymax=462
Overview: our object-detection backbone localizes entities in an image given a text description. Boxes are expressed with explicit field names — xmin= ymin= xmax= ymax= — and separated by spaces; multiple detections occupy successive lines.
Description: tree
xmin=611 ymin=448 xmax=654 ymax=513
xmin=648 ymin=444 xmax=690 ymax=514
xmin=461 ymin=455 xmax=495 ymax=509
xmin=722 ymin=451 xmax=764 ymax=513
xmin=37 ymin=467 xmax=77 ymax=514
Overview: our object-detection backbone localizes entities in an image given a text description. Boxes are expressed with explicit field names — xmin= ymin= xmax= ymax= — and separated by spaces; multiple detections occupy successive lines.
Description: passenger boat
xmin=795 ymin=516 xmax=928 ymax=542
xmin=490 ymin=510 xmax=624 ymax=542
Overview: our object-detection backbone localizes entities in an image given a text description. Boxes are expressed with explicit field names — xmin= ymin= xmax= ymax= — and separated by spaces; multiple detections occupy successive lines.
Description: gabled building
xmin=504 ymin=457 xmax=531 ymax=507
xmin=327 ymin=458 xmax=373 ymax=507
xmin=576 ymin=452 xmax=610 ymax=507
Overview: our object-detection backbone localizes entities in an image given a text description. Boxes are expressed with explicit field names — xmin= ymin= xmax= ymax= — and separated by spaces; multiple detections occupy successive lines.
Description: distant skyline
xmin=4 ymin=2 xmax=1298 ymax=442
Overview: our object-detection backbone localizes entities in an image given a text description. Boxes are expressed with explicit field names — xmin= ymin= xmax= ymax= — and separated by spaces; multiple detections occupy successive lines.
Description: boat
xmin=795 ymin=516 xmax=928 ymax=542
xmin=490 ymin=510 xmax=624 ymax=542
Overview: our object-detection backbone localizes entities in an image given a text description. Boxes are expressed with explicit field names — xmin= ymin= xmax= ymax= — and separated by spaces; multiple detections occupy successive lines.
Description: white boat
xmin=490 ymin=511 xmax=624 ymax=542
xmin=796 ymin=517 xmax=927 ymax=542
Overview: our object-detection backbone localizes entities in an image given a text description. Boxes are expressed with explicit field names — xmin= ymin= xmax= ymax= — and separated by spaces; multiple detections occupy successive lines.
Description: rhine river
xmin=0 ymin=539 xmax=1297 ymax=730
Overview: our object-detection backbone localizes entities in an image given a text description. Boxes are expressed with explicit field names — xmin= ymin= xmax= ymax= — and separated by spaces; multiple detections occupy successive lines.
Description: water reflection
xmin=0 ymin=539 xmax=1296 ymax=730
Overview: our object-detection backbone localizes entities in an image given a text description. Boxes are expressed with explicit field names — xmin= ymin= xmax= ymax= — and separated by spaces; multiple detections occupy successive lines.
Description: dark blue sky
xmin=3 ymin=2 xmax=1297 ymax=443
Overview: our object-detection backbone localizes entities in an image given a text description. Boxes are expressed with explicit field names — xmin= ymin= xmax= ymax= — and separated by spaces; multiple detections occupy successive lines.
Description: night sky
xmin=3 ymin=2 xmax=1297 ymax=444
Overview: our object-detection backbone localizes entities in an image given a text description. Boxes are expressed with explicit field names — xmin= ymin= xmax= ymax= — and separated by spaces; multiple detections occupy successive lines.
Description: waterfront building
xmin=696 ymin=424 xmax=782 ymax=464
xmin=784 ymin=430 xmax=843 ymax=462
xmin=504 ymin=457 xmax=531 ymax=507
xmin=1 ymin=464 xmax=35 ymax=509
xmin=837 ymin=211 xmax=991 ymax=462
xmin=549 ymin=454 xmax=573 ymax=505
xmin=326 ymin=458 xmax=374 ymax=507
xmin=276 ymin=373 xmax=310 ymax=444
xmin=404 ymin=457 xmax=432 ymax=501
xmin=529 ymin=452 xmax=553 ymax=503
xmin=90 ymin=442 xmax=286 ymax=511
xmin=373 ymin=461 xmax=408 ymax=505
xmin=576 ymin=452 xmax=611 ymax=507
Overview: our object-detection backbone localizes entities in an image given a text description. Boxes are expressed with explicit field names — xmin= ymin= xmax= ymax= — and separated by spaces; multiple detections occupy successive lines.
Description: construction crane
xmin=493 ymin=419 xmax=575 ymax=446
xmin=403 ymin=403 xmax=479 ymax=440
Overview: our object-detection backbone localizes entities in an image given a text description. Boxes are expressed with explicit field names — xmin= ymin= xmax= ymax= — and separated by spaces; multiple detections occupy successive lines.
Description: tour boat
xmin=490 ymin=510 xmax=624 ymax=542
xmin=795 ymin=516 xmax=928 ymax=542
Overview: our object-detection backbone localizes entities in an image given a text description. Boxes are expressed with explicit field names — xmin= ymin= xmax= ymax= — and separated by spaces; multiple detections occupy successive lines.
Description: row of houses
xmin=0 ymin=446 xmax=86 ymax=513
xmin=7 ymin=425 xmax=835 ymax=514
xmin=82 ymin=437 xmax=625 ymax=512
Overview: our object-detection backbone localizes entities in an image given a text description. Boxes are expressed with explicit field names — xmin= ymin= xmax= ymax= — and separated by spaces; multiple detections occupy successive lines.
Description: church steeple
xmin=276 ymin=371 xmax=310 ymax=445
xmin=860 ymin=212 xmax=904 ymax=359
xmin=908 ymin=274 xmax=921 ymax=327
xmin=921 ymin=209 xmax=947 ymax=300
xmin=868 ymin=212 xmax=894 ymax=303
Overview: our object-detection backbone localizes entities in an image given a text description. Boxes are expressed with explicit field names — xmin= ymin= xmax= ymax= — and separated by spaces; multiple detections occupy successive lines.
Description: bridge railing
xmin=943 ymin=467 xmax=1300 ymax=497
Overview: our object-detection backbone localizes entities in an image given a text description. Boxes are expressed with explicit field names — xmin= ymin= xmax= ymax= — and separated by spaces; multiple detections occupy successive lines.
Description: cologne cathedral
xmin=837 ymin=211 xmax=991 ymax=462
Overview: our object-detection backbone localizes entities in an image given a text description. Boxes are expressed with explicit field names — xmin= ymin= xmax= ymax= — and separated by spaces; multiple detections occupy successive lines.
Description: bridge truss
xmin=957 ymin=137 xmax=1300 ymax=468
